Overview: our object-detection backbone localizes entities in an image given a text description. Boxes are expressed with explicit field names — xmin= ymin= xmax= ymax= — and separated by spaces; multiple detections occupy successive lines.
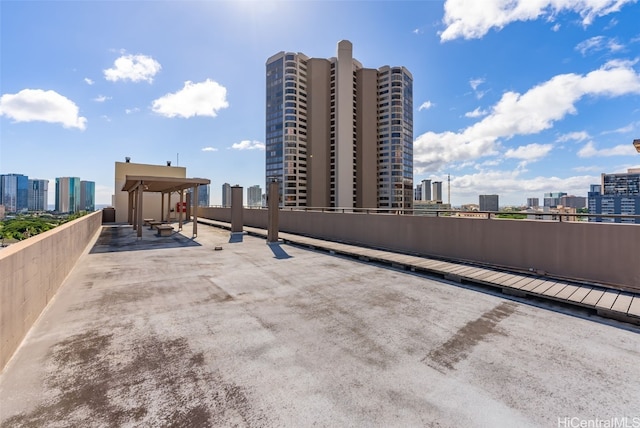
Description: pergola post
xmin=178 ymin=190 xmax=184 ymax=230
xmin=160 ymin=192 xmax=165 ymax=222
xmin=136 ymin=182 xmax=144 ymax=238
xmin=167 ymin=192 xmax=172 ymax=223
xmin=128 ymin=191 xmax=134 ymax=225
xmin=192 ymin=185 xmax=199 ymax=237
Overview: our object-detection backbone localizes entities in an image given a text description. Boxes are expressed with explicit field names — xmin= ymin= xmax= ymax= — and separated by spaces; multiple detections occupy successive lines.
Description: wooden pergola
xmin=121 ymin=175 xmax=211 ymax=238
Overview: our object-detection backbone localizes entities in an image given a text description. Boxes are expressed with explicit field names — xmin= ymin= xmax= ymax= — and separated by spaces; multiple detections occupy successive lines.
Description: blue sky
xmin=1 ymin=0 xmax=639 ymax=207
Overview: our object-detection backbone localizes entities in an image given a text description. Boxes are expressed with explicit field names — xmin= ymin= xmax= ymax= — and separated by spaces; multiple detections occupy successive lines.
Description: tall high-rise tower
xmin=55 ymin=177 xmax=81 ymax=213
xmin=80 ymin=180 xmax=95 ymax=211
xmin=0 ymin=174 xmax=29 ymax=212
xmin=221 ymin=183 xmax=232 ymax=207
xmin=265 ymin=40 xmax=413 ymax=209
xmin=28 ymin=179 xmax=49 ymax=211
xmin=247 ymin=185 xmax=262 ymax=207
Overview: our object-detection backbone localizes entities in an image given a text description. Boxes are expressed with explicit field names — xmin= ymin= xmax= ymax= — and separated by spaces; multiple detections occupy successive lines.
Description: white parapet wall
xmin=0 ymin=210 xmax=103 ymax=371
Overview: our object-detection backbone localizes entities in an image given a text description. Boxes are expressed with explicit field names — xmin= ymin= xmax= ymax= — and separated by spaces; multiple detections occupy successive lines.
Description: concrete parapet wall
xmin=0 ymin=211 xmax=103 ymax=371
xmin=198 ymin=207 xmax=639 ymax=290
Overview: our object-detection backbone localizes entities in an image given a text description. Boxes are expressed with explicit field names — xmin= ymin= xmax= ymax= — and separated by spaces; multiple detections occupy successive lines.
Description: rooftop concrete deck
xmin=1 ymin=223 xmax=639 ymax=426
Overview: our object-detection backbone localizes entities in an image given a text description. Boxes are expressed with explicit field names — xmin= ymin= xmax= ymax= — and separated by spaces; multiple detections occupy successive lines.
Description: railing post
xmin=231 ymin=185 xmax=244 ymax=234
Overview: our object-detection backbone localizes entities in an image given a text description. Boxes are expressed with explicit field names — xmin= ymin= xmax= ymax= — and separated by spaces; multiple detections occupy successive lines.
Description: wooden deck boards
xmin=582 ymin=289 xmax=606 ymax=306
xmin=627 ymin=297 xmax=640 ymax=318
xmin=595 ymin=290 xmax=620 ymax=311
xmin=611 ymin=294 xmax=633 ymax=314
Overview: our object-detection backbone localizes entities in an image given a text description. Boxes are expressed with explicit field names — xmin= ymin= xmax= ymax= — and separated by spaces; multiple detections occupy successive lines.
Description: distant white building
xmin=247 ymin=185 xmax=262 ymax=207
xmin=222 ymin=183 xmax=232 ymax=207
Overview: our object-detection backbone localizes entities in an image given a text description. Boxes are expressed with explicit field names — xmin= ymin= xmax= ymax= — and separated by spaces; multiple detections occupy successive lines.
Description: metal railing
xmin=232 ymin=205 xmax=640 ymax=223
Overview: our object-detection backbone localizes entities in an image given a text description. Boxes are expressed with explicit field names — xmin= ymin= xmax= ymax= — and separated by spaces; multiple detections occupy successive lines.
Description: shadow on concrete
xmin=90 ymin=225 xmax=201 ymax=254
xmin=268 ymin=242 xmax=292 ymax=259
xmin=228 ymin=232 xmax=244 ymax=244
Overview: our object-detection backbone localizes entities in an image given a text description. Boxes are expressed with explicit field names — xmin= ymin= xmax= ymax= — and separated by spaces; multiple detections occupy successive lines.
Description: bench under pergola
xmin=122 ymin=175 xmax=211 ymax=238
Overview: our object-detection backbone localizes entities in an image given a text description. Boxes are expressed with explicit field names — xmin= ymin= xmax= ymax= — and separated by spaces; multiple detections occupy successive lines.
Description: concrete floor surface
xmin=1 ymin=224 xmax=639 ymax=427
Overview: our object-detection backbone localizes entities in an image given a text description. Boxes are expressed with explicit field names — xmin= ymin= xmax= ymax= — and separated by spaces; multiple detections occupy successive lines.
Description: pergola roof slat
xmin=122 ymin=175 xmax=210 ymax=193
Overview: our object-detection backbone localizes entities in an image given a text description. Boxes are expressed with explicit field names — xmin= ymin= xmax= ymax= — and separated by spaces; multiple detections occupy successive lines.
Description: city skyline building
xmin=432 ymin=181 xmax=442 ymax=203
xmin=421 ymin=179 xmax=432 ymax=202
xmin=414 ymin=183 xmax=422 ymax=201
xmin=265 ymin=40 xmax=413 ymax=209
xmin=588 ymin=169 xmax=640 ymax=223
xmin=544 ymin=192 xmax=567 ymax=208
xmin=222 ymin=183 xmax=232 ymax=208
xmin=526 ymin=197 xmax=539 ymax=208
xmin=559 ymin=195 xmax=586 ymax=209
xmin=55 ymin=177 xmax=81 ymax=213
xmin=80 ymin=181 xmax=95 ymax=212
xmin=28 ymin=179 xmax=48 ymax=212
xmin=198 ymin=184 xmax=210 ymax=207
xmin=479 ymin=194 xmax=499 ymax=212
xmin=247 ymin=185 xmax=262 ymax=207
xmin=0 ymin=174 xmax=29 ymax=213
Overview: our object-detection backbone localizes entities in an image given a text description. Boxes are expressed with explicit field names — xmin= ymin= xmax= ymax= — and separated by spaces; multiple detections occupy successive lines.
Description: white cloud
xmin=552 ymin=23 xmax=561 ymax=32
xmin=604 ymin=17 xmax=619 ymax=29
xmin=504 ymin=143 xmax=553 ymax=161
xmin=125 ymin=107 xmax=140 ymax=114
xmin=575 ymin=35 xmax=625 ymax=56
xmin=434 ymin=168 xmax=597 ymax=206
xmin=418 ymin=101 xmax=434 ymax=111
xmin=573 ymin=165 xmax=603 ymax=172
xmin=104 ymin=54 xmax=161 ymax=83
xmin=201 ymin=147 xmax=218 ymax=152
xmin=414 ymin=60 xmax=640 ymax=173
xmin=469 ymin=77 xmax=487 ymax=99
xmin=412 ymin=28 xmax=423 ymax=35
xmin=469 ymin=77 xmax=485 ymax=91
xmin=601 ymin=121 xmax=639 ymax=134
xmin=151 ymin=79 xmax=229 ymax=118
xmin=93 ymin=95 xmax=111 ymax=102
xmin=84 ymin=78 xmax=94 ymax=85
xmin=556 ymin=131 xmax=590 ymax=142
xmin=440 ymin=0 xmax=635 ymax=42
xmin=231 ymin=140 xmax=265 ymax=150
xmin=464 ymin=107 xmax=488 ymax=118
xmin=0 ymin=88 xmax=87 ymax=130
xmin=577 ymin=141 xmax=637 ymax=157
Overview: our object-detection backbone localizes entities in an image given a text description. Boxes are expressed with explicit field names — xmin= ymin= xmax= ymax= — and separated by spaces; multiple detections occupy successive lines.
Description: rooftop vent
xmin=166 ymin=161 xmax=172 ymax=166
xmin=125 ymin=157 xmax=131 ymax=163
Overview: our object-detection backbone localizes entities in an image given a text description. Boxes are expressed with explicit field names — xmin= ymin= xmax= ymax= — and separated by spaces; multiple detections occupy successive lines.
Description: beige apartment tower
xmin=266 ymin=40 xmax=413 ymax=209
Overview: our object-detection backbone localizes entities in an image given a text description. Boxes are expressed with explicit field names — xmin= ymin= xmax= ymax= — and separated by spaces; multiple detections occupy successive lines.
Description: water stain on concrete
xmin=4 ymin=329 xmax=266 ymax=427
xmin=201 ymin=276 xmax=234 ymax=303
xmin=424 ymin=301 xmax=517 ymax=371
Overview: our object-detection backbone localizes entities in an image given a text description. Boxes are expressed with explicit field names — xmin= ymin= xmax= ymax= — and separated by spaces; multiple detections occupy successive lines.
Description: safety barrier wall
xmin=197 ymin=207 xmax=639 ymax=290
xmin=0 ymin=211 xmax=103 ymax=372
